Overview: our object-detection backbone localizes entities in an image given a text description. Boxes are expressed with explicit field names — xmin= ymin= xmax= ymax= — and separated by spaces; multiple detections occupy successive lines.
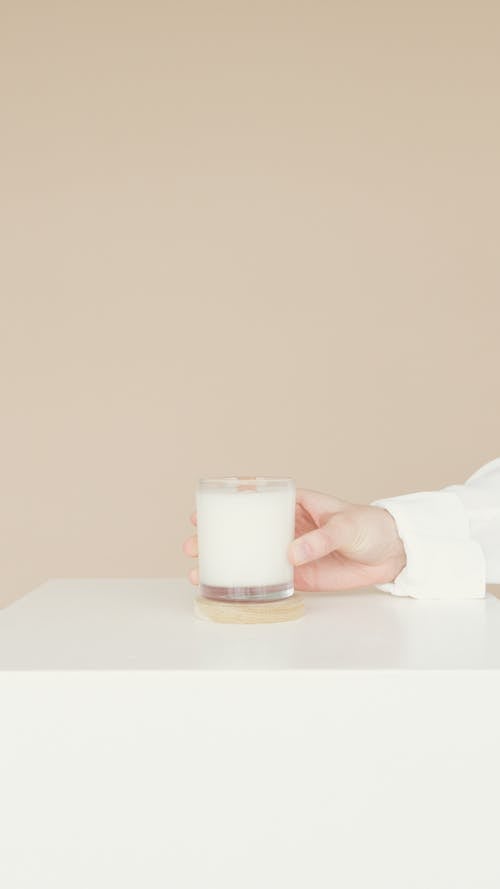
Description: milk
xmin=196 ymin=478 xmax=296 ymax=601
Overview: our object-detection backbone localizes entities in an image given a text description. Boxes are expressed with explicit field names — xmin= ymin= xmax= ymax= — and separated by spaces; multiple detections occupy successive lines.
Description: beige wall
xmin=1 ymin=1 xmax=499 ymax=605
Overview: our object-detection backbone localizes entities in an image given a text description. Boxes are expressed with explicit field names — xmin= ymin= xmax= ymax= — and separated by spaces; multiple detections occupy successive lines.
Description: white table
xmin=1 ymin=579 xmax=499 ymax=888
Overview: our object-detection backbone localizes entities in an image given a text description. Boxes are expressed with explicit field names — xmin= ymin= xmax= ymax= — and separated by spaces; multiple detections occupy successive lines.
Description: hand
xmin=288 ymin=489 xmax=406 ymax=592
xmin=183 ymin=512 xmax=200 ymax=586
xmin=182 ymin=489 xmax=407 ymax=592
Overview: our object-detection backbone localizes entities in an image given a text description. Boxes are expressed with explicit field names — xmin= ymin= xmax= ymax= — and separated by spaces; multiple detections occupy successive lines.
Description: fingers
xmin=183 ymin=535 xmax=198 ymax=557
xmin=295 ymin=488 xmax=345 ymax=524
xmin=288 ymin=513 xmax=354 ymax=566
xmin=185 ymin=515 xmax=199 ymax=583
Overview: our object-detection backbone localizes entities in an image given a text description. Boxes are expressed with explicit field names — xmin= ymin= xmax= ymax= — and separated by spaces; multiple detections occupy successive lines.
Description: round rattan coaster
xmin=194 ymin=594 xmax=304 ymax=624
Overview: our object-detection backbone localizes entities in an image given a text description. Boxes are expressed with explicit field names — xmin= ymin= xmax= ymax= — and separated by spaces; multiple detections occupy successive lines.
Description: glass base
xmin=200 ymin=581 xmax=294 ymax=603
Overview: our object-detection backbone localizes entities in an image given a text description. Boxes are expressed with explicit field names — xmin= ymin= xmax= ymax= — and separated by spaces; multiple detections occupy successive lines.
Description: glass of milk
xmin=196 ymin=476 xmax=296 ymax=602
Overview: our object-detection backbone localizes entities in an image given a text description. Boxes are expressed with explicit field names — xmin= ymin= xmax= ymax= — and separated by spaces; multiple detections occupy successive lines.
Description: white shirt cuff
xmin=371 ymin=490 xmax=486 ymax=599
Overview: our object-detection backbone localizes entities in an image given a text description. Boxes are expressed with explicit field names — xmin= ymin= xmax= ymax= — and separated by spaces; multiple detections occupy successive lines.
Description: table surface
xmin=1 ymin=578 xmax=500 ymax=670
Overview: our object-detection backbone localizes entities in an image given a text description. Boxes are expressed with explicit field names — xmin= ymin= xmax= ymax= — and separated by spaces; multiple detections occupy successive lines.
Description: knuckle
xmin=316 ymin=525 xmax=335 ymax=553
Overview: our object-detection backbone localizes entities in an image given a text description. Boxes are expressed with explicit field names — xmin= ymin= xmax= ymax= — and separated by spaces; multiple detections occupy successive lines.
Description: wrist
xmin=378 ymin=507 xmax=407 ymax=581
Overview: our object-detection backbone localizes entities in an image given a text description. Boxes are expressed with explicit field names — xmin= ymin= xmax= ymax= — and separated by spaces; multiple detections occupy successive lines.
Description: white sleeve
xmin=371 ymin=458 xmax=500 ymax=599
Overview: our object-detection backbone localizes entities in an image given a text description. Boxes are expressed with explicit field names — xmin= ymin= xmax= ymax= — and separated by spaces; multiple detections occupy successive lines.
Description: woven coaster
xmin=194 ymin=594 xmax=305 ymax=624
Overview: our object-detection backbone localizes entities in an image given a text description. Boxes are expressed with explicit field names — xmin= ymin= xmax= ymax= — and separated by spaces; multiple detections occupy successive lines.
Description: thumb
xmin=288 ymin=513 xmax=354 ymax=566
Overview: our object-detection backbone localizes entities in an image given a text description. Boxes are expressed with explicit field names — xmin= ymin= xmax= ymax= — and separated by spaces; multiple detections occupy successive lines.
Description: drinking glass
xmin=196 ymin=476 xmax=296 ymax=602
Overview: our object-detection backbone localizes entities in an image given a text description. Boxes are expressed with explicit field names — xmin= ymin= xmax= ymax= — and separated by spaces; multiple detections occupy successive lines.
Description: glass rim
xmin=198 ymin=476 xmax=294 ymax=488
